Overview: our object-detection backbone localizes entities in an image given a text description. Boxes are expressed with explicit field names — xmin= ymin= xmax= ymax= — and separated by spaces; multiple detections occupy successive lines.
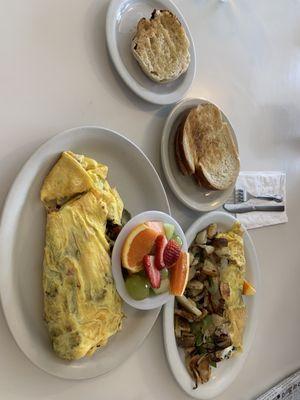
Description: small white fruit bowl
xmin=111 ymin=211 xmax=188 ymax=310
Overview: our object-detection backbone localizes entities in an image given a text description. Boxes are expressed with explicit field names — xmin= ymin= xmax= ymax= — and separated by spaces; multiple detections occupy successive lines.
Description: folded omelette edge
xmin=217 ymin=222 xmax=247 ymax=351
xmin=41 ymin=151 xmax=124 ymax=360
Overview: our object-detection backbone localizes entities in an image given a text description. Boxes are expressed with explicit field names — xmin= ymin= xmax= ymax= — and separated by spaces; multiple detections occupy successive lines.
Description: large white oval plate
xmin=106 ymin=0 xmax=196 ymax=105
xmin=0 ymin=126 xmax=170 ymax=380
xmin=161 ymin=98 xmax=239 ymax=212
xmin=163 ymin=211 xmax=260 ymax=399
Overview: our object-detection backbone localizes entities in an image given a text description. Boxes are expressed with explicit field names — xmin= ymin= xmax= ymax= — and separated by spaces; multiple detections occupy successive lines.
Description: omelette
xmin=41 ymin=151 xmax=124 ymax=360
xmin=216 ymin=222 xmax=246 ymax=350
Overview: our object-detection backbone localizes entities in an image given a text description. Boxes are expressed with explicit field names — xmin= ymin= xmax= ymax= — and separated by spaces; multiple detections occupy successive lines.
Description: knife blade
xmin=223 ymin=204 xmax=285 ymax=214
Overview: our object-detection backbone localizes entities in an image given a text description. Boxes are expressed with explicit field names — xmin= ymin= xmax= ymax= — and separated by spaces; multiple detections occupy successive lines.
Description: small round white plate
xmin=0 ymin=126 xmax=170 ymax=380
xmin=161 ymin=98 xmax=239 ymax=212
xmin=112 ymin=210 xmax=187 ymax=310
xmin=163 ymin=211 xmax=260 ymax=399
xmin=106 ymin=0 xmax=196 ymax=105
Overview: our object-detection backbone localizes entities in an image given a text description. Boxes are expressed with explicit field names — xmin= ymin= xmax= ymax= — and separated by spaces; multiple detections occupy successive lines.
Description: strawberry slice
xmin=143 ymin=255 xmax=161 ymax=289
xmin=163 ymin=239 xmax=181 ymax=267
xmin=154 ymin=234 xmax=168 ymax=270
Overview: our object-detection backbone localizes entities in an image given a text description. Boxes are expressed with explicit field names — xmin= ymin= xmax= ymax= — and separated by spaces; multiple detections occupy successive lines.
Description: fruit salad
xmin=121 ymin=221 xmax=189 ymax=300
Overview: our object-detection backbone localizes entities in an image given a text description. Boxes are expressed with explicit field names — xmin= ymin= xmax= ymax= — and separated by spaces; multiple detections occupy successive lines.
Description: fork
xmin=234 ymin=188 xmax=283 ymax=203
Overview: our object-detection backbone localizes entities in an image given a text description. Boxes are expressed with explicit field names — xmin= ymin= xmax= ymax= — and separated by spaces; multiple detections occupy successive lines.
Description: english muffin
xmin=131 ymin=9 xmax=190 ymax=83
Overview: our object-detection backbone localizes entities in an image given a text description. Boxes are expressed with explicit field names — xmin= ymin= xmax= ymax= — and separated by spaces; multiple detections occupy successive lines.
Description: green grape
xmin=172 ymin=234 xmax=183 ymax=247
xmin=125 ymin=275 xmax=150 ymax=300
xmin=163 ymin=223 xmax=175 ymax=240
xmin=152 ymin=278 xmax=169 ymax=295
xmin=160 ymin=268 xmax=169 ymax=279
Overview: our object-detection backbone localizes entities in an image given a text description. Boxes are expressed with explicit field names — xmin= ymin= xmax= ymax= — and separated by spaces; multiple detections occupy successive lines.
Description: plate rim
xmin=161 ymin=98 xmax=239 ymax=212
xmin=106 ymin=0 xmax=196 ymax=105
xmin=163 ymin=211 xmax=261 ymax=399
xmin=0 ymin=125 xmax=170 ymax=380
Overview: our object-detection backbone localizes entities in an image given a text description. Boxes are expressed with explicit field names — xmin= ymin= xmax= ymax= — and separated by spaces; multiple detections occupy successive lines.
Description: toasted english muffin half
xmin=131 ymin=9 xmax=190 ymax=83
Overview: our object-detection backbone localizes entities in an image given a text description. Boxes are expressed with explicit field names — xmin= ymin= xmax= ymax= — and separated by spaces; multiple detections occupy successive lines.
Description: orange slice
xmin=170 ymin=252 xmax=189 ymax=296
xmin=242 ymin=279 xmax=256 ymax=296
xmin=121 ymin=223 xmax=160 ymax=273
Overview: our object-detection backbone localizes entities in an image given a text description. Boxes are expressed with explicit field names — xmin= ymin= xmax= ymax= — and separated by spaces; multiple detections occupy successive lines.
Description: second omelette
xmin=41 ymin=151 xmax=124 ymax=360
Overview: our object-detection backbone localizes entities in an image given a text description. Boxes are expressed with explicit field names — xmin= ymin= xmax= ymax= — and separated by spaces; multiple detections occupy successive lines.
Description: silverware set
xmin=224 ymin=188 xmax=285 ymax=213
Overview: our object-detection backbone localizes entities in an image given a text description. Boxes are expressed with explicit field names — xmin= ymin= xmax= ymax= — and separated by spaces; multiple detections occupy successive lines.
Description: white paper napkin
xmin=235 ymin=171 xmax=287 ymax=229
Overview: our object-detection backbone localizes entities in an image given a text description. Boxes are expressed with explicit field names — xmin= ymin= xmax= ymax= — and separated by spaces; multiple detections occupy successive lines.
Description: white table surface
xmin=1 ymin=0 xmax=300 ymax=399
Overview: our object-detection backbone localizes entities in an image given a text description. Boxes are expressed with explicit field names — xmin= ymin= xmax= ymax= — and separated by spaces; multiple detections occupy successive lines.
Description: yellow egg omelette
xmin=216 ymin=222 xmax=246 ymax=350
xmin=41 ymin=151 xmax=123 ymax=360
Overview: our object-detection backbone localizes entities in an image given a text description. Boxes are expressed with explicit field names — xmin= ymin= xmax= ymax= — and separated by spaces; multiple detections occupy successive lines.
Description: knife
xmin=223 ymin=203 xmax=285 ymax=213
